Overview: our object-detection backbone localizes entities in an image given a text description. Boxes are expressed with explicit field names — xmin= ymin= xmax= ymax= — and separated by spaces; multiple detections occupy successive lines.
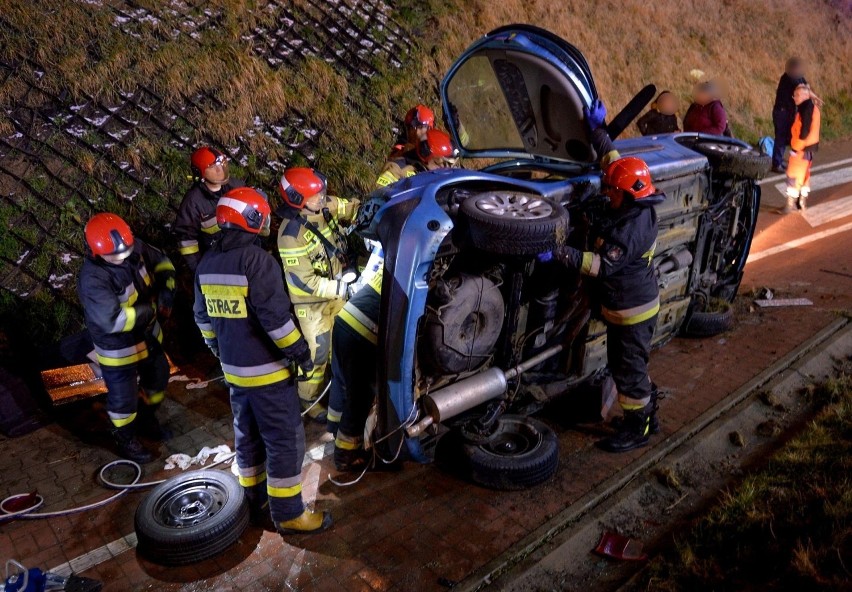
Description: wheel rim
xmin=481 ymin=419 xmax=542 ymax=457
xmin=153 ymin=478 xmax=228 ymax=528
xmin=473 ymin=192 xmax=553 ymax=219
xmin=701 ymin=142 xmax=746 ymax=155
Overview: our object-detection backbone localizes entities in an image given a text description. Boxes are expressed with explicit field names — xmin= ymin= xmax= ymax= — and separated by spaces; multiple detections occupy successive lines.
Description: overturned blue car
xmin=357 ymin=25 xmax=768 ymax=489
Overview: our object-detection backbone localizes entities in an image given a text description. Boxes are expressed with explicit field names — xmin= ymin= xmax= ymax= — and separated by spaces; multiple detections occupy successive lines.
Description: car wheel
xmin=135 ymin=469 xmax=249 ymax=566
xmin=683 ymin=306 xmax=735 ymax=338
xmin=452 ymin=415 xmax=559 ymax=490
xmin=461 ymin=191 xmax=569 ymax=256
xmin=691 ymin=141 xmax=771 ymax=179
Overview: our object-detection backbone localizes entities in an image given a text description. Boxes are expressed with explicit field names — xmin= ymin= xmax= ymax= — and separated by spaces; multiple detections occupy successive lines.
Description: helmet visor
xmin=102 ymin=245 xmax=134 ymax=265
xmin=203 ymin=155 xmax=230 ymax=185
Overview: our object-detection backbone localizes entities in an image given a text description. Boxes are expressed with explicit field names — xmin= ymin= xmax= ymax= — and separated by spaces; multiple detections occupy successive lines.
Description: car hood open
xmin=441 ymin=24 xmax=598 ymax=164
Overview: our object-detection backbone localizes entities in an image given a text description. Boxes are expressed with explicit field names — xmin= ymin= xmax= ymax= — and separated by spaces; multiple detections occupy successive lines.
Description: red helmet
xmin=416 ymin=129 xmax=459 ymax=164
xmin=85 ymin=213 xmax=134 ymax=258
xmin=190 ymin=146 xmax=227 ymax=179
xmin=217 ymin=187 xmax=271 ymax=235
xmin=404 ymin=104 xmax=435 ymax=130
xmin=277 ymin=167 xmax=327 ymax=210
xmin=603 ymin=157 xmax=656 ymax=199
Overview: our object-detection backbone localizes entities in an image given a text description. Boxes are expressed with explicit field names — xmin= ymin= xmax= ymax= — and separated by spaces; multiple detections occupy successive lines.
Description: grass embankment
xmin=0 ymin=0 xmax=850 ymax=347
xmin=636 ymin=365 xmax=852 ymax=592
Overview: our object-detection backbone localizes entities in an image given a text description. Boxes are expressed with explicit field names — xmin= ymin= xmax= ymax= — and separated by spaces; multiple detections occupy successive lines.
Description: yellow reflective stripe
xmin=601 ymin=149 xmax=621 ymax=169
xmin=376 ymin=171 xmax=398 ymax=187
xmin=144 ymin=390 xmax=165 ymax=404
xmin=338 ymin=309 xmax=378 ymax=345
xmin=96 ymin=349 xmax=149 ymax=366
xmin=201 ymin=284 xmax=249 ymax=297
xmin=200 ymin=223 xmax=220 ymax=234
xmin=180 ymin=244 xmax=200 ymax=255
xmin=239 ymin=472 xmax=268 ymax=487
xmin=602 ymin=298 xmax=660 ymax=326
xmin=642 ymin=242 xmax=657 ymax=267
xmin=327 ymin=409 xmax=342 ymax=423
xmin=110 ymin=412 xmax=137 ymax=427
xmin=278 ymin=244 xmax=312 ymax=257
xmin=200 ymin=328 xmax=216 ymax=339
xmin=155 ymin=261 xmax=175 ymax=273
xmin=335 ymin=433 xmax=360 ymax=450
xmin=267 ymin=482 xmax=302 ymax=498
xmin=223 ymin=368 xmax=292 ymax=388
xmin=368 ymin=268 xmax=383 ymax=292
xmin=122 ymin=306 xmax=137 ymax=332
xmin=581 ymin=252 xmax=593 ymax=275
xmin=620 ymin=402 xmax=647 ymax=411
xmin=274 ymin=329 xmax=302 ymax=349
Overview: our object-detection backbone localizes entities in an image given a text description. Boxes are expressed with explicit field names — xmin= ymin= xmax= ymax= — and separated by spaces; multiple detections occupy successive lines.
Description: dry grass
xmin=413 ymin=0 xmax=852 ymax=141
xmin=637 ymin=367 xmax=852 ymax=591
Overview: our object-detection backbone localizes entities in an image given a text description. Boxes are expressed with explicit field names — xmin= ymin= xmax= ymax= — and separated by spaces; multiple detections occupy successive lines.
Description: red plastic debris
xmin=593 ymin=530 xmax=648 ymax=561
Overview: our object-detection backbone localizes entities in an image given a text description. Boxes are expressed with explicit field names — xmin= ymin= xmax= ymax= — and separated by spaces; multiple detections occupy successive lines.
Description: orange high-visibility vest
xmin=791 ymin=103 xmax=820 ymax=151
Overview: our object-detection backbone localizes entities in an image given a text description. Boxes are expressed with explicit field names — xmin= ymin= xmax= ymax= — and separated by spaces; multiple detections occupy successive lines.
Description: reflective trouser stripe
xmin=581 ymin=252 xmax=602 ymax=277
xmin=619 ymin=397 xmax=651 ymax=410
xmin=268 ymin=476 xmax=302 ymax=498
xmin=327 ymin=407 xmax=342 ymax=423
xmin=239 ymin=471 xmax=268 ymax=487
xmin=96 ymin=348 xmax=149 ymax=366
xmin=223 ymin=368 xmax=292 ymax=388
xmin=602 ymin=297 xmax=660 ymax=326
xmin=142 ymin=390 xmax=165 ymax=405
xmin=335 ymin=432 xmax=361 ymax=450
xmin=109 ymin=411 xmax=137 ymax=427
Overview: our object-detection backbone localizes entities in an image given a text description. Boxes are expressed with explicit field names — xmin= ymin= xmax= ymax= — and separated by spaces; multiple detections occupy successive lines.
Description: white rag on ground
xmin=164 ymin=444 xmax=233 ymax=471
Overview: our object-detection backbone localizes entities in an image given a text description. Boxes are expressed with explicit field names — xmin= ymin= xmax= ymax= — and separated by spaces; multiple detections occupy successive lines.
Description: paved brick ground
xmin=1 ymin=171 xmax=851 ymax=591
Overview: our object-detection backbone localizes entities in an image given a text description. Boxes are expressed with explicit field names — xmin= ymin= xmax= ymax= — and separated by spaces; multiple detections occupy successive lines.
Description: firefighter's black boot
xmin=246 ymin=486 xmax=273 ymax=529
xmin=610 ymin=386 xmax=660 ymax=434
xmin=598 ymin=401 xmax=657 ymax=453
xmin=782 ymin=196 xmax=797 ymax=214
xmin=112 ymin=423 xmax=156 ymax=463
xmin=137 ymin=403 xmax=172 ymax=441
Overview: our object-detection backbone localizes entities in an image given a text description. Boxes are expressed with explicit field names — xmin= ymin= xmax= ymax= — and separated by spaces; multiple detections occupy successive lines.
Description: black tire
xmin=135 ymin=469 xmax=249 ymax=566
xmin=461 ymin=191 xmax=569 ymax=255
xmin=683 ymin=306 xmax=735 ymax=338
xmin=463 ymin=415 xmax=559 ymax=490
xmin=691 ymin=141 xmax=771 ymax=180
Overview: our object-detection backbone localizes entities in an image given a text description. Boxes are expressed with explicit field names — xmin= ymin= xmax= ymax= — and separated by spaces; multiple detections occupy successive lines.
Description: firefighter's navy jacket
xmin=558 ymin=128 xmax=661 ymax=326
xmin=174 ymin=178 xmax=245 ymax=271
xmin=77 ymin=240 xmax=175 ymax=366
xmin=194 ymin=230 xmax=310 ymax=388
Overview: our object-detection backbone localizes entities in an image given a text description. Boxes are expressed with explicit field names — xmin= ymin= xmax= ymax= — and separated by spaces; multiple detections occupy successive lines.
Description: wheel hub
xmin=474 ymin=192 xmax=553 ymax=219
xmin=154 ymin=479 xmax=228 ymax=528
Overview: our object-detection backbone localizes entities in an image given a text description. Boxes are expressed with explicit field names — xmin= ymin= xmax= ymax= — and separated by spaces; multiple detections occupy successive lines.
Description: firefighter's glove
xmin=295 ymin=352 xmax=315 ymax=381
xmin=552 ymin=245 xmax=583 ymax=270
xmin=584 ymin=99 xmax=607 ymax=132
xmin=158 ymin=289 xmax=174 ymax=319
xmin=205 ymin=339 xmax=220 ymax=359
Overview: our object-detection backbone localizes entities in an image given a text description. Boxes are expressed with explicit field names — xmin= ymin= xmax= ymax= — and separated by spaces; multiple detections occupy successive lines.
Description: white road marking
xmin=773 ymin=166 xmax=852 ymax=198
xmin=761 ymin=156 xmax=852 ymax=185
xmin=50 ymin=533 xmax=138 ymax=577
xmin=748 ymin=220 xmax=852 ymax=264
xmin=802 ymin=195 xmax=852 ymax=227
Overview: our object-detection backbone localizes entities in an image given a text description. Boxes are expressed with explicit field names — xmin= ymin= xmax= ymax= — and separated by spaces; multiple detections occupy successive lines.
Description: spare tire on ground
xmin=135 ymin=469 xmax=249 ymax=566
xmin=682 ymin=305 xmax=735 ymax=338
xmin=690 ymin=141 xmax=771 ymax=179
xmin=438 ymin=414 xmax=559 ymax=490
xmin=461 ymin=191 xmax=569 ymax=256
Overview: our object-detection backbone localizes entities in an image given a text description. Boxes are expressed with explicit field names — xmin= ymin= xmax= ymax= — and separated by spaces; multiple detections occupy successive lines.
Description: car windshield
xmin=446 ymin=54 xmax=528 ymax=152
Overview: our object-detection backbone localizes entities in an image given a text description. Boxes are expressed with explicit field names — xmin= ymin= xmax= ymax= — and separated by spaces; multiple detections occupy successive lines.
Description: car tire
xmin=461 ymin=191 xmax=569 ymax=256
xmin=691 ymin=141 xmax=771 ymax=180
xmin=460 ymin=415 xmax=559 ymax=490
xmin=683 ymin=306 xmax=735 ymax=338
xmin=135 ymin=469 xmax=249 ymax=566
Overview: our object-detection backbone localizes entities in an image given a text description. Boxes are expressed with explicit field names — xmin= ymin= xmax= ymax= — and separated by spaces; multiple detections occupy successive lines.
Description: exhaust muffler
xmin=405 ymin=345 xmax=563 ymax=437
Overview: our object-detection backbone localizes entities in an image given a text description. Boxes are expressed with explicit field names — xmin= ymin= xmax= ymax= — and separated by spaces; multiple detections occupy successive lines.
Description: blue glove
xmin=583 ymin=99 xmax=607 ymax=131
xmin=537 ymin=251 xmax=554 ymax=263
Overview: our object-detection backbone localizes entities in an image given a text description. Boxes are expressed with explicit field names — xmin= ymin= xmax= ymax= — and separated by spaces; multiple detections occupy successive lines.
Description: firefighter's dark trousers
xmin=329 ymin=282 xmax=380 ymax=444
xmin=606 ymin=315 xmax=657 ymax=411
xmin=101 ymin=341 xmax=168 ymax=428
xmin=230 ymin=379 xmax=305 ymax=522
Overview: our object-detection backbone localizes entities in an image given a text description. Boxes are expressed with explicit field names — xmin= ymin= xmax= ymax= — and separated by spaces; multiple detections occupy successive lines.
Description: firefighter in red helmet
xmin=539 ymin=100 xmax=664 ymax=452
xmin=194 ymin=186 xmax=331 ymax=534
xmin=173 ymin=146 xmax=245 ymax=273
xmin=77 ymin=213 xmax=176 ymax=462
xmin=388 ymin=104 xmax=436 ymax=159
xmin=275 ymin=168 xmax=359 ymax=423
xmin=376 ymin=128 xmax=460 ymax=188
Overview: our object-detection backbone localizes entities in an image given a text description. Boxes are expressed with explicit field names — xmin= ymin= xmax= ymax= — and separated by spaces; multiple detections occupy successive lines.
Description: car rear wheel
xmin=461 ymin=191 xmax=569 ymax=256
xmin=135 ymin=469 xmax=249 ymax=566
xmin=691 ymin=141 xmax=771 ymax=179
xmin=439 ymin=415 xmax=559 ymax=490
